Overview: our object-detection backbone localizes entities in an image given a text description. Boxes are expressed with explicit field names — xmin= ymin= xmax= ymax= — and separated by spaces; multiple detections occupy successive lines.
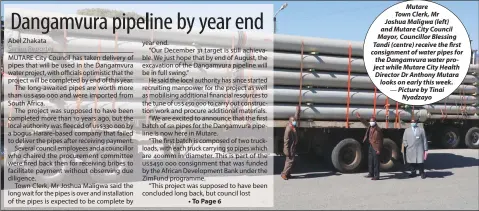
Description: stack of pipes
xmin=1 ymin=8 xmax=478 ymax=123
xmin=269 ymin=35 xmax=479 ymax=122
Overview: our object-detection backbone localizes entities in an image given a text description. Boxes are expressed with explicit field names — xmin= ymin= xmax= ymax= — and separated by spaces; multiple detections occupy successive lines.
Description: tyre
xmin=379 ymin=138 xmax=399 ymax=171
xmin=440 ymin=127 xmax=461 ymax=149
xmin=465 ymin=127 xmax=479 ymax=149
xmin=331 ymin=138 xmax=363 ymax=173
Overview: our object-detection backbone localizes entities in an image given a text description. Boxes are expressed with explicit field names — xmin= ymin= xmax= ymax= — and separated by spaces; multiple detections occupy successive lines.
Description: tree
xmin=76 ymin=8 xmax=142 ymax=18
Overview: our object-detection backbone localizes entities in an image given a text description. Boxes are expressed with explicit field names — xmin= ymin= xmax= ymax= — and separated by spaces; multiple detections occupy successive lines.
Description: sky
xmin=1 ymin=1 xmax=479 ymax=48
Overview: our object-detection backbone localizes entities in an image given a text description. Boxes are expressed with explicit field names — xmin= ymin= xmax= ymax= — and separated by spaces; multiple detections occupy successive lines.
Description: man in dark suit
xmin=360 ymin=117 xmax=384 ymax=180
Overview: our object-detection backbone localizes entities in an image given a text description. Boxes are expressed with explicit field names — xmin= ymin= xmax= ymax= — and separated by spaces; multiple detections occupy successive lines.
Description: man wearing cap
xmin=360 ymin=116 xmax=383 ymax=180
xmin=402 ymin=119 xmax=428 ymax=179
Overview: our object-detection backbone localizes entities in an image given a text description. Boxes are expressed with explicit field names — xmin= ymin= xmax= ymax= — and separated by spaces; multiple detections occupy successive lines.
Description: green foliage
xmin=76 ymin=8 xmax=142 ymax=18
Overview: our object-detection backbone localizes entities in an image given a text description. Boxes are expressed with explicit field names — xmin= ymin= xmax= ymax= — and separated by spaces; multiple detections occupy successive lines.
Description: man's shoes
xmin=281 ymin=174 xmax=288 ymax=180
xmin=287 ymin=174 xmax=293 ymax=179
xmin=371 ymin=177 xmax=379 ymax=181
xmin=364 ymin=174 xmax=373 ymax=178
xmin=421 ymin=173 xmax=426 ymax=179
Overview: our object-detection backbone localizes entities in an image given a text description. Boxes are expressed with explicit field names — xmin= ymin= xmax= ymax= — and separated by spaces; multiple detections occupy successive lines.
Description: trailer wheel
xmin=331 ymin=138 xmax=362 ymax=173
xmin=440 ymin=127 xmax=461 ymax=149
xmin=465 ymin=127 xmax=479 ymax=149
xmin=379 ymin=138 xmax=399 ymax=171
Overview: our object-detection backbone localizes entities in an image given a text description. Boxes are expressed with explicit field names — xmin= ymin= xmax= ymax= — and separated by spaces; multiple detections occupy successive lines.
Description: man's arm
xmin=376 ymin=128 xmax=384 ymax=154
xmin=422 ymin=128 xmax=428 ymax=151
xmin=355 ymin=112 xmax=369 ymax=127
xmin=283 ymin=126 xmax=291 ymax=157
xmin=295 ymin=106 xmax=300 ymax=120
xmin=354 ymin=113 xmax=370 ymax=142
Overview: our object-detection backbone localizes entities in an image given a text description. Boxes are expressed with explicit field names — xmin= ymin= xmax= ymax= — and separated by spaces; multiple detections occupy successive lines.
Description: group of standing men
xmin=281 ymin=115 xmax=429 ymax=180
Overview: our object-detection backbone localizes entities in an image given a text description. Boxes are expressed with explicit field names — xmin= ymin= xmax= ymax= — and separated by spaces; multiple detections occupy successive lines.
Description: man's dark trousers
xmin=368 ymin=145 xmax=380 ymax=179
xmin=410 ymin=163 xmax=425 ymax=175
